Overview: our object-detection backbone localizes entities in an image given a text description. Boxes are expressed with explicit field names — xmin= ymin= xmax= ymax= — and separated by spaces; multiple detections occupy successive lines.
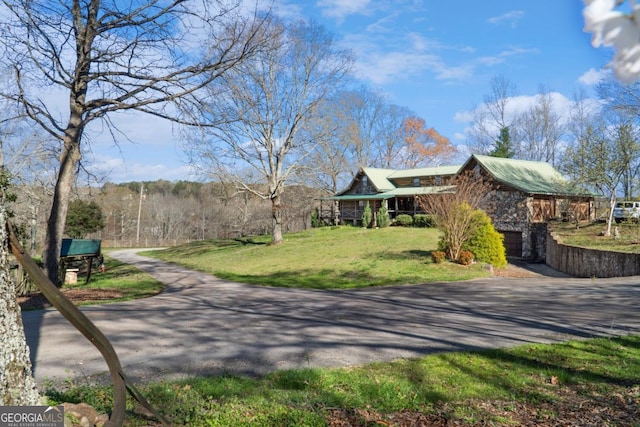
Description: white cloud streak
xmin=487 ymin=10 xmax=525 ymax=28
xmin=316 ymin=0 xmax=371 ymax=20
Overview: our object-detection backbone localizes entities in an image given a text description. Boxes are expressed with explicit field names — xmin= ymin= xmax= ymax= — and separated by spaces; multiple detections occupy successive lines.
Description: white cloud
xmin=487 ymin=10 xmax=525 ymax=28
xmin=90 ymin=153 xmax=198 ymax=183
xmin=268 ymin=0 xmax=306 ymax=20
xmin=477 ymin=47 xmax=539 ymax=67
xmin=453 ymin=132 xmax=467 ymax=141
xmin=454 ymin=110 xmax=474 ymax=123
xmin=578 ymin=68 xmax=606 ymax=85
xmin=316 ymin=0 xmax=371 ymax=20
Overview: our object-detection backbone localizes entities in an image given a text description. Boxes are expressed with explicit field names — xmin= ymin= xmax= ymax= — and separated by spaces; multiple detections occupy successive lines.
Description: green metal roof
xmin=388 ymin=165 xmax=460 ymax=179
xmin=469 ymin=155 xmax=575 ymax=196
xmin=384 ymin=185 xmax=455 ymax=196
xmin=323 ymin=193 xmax=394 ymax=201
xmin=361 ymin=167 xmax=395 ymax=191
xmin=332 ymin=155 xmax=594 ymax=201
xmin=325 ymin=185 xmax=455 ymax=201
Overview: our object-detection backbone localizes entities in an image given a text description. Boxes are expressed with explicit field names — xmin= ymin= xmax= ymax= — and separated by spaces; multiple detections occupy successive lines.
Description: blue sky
xmin=90 ymin=0 xmax=612 ymax=183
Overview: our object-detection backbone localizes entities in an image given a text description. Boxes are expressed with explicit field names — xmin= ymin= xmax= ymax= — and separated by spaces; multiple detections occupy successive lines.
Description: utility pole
xmin=136 ymin=182 xmax=144 ymax=245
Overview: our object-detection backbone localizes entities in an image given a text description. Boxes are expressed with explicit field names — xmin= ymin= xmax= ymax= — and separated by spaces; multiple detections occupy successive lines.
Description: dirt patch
xmin=493 ymin=264 xmax=540 ymax=278
xmin=18 ymin=289 xmax=123 ymax=310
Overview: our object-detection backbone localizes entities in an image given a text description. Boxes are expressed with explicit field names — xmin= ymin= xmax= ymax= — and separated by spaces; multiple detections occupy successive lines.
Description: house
xmin=320 ymin=155 xmax=596 ymax=260
xmin=320 ymin=164 xmax=459 ymax=225
xmin=459 ymin=155 xmax=595 ymax=259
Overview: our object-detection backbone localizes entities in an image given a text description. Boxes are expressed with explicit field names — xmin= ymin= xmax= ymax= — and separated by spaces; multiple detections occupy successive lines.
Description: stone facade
xmin=481 ymin=190 xmax=553 ymax=260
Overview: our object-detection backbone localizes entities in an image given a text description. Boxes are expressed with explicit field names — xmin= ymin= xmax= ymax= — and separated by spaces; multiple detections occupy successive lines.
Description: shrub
xmin=462 ymin=209 xmax=508 ymax=268
xmin=310 ymin=208 xmax=321 ymax=228
xmin=377 ymin=205 xmax=390 ymax=228
xmin=361 ymin=201 xmax=373 ymax=228
xmin=431 ymin=250 xmax=446 ymax=264
xmin=413 ymin=214 xmax=435 ymax=228
xmin=458 ymin=250 xmax=474 ymax=266
xmin=395 ymin=214 xmax=413 ymax=227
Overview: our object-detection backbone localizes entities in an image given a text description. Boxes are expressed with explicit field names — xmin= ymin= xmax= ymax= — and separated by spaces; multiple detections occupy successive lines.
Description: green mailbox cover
xmin=60 ymin=238 xmax=101 ymax=257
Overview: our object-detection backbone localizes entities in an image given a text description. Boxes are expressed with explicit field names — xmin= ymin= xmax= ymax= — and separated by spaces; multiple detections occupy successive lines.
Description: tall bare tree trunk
xmin=0 ymin=204 xmax=40 ymax=405
xmin=271 ymin=193 xmax=283 ymax=245
xmin=43 ymin=138 xmax=82 ymax=285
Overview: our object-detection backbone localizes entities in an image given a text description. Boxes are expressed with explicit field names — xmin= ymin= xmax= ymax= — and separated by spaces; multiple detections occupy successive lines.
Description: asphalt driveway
xmin=22 ymin=249 xmax=640 ymax=385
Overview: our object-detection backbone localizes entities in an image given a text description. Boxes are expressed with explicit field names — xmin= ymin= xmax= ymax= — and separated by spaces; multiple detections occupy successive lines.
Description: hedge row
xmin=393 ymin=214 xmax=435 ymax=228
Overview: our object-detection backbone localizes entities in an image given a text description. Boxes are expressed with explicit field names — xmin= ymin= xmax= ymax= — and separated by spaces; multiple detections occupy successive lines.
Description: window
xmin=413 ymin=177 xmax=420 ymax=187
xmin=435 ymin=176 xmax=442 ymax=185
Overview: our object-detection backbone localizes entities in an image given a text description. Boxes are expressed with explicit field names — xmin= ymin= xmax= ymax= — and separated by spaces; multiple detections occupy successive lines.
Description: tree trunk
xmin=0 ymin=205 xmax=40 ymax=405
xmin=271 ymin=194 xmax=283 ymax=245
xmin=44 ymin=138 xmax=82 ymax=285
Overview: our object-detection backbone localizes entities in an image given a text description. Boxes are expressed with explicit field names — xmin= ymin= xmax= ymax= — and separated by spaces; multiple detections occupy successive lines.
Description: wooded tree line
xmin=10 ymin=180 xmax=323 ymax=250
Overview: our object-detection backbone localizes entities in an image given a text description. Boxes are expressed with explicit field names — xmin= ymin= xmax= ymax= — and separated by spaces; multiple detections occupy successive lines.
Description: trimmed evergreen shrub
xmin=462 ymin=209 xmax=508 ymax=268
xmin=311 ymin=208 xmax=321 ymax=228
xmin=395 ymin=214 xmax=413 ymax=227
xmin=377 ymin=205 xmax=390 ymax=228
xmin=413 ymin=214 xmax=435 ymax=228
xmin=361 ymin=201 xmax=373 ymax=228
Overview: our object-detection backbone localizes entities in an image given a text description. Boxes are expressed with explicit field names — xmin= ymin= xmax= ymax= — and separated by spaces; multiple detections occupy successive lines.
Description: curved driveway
xmin=22 ymin=249 xmax=640 ymax=385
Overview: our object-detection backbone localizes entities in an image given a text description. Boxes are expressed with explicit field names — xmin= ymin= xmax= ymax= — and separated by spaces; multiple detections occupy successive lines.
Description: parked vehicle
xmin=613 ymin=201 xmax=640 ymax=223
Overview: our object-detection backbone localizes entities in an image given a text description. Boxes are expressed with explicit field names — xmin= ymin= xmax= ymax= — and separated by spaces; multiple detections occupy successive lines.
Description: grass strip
xmin=46 ymin=335 xmax=640 ymax=426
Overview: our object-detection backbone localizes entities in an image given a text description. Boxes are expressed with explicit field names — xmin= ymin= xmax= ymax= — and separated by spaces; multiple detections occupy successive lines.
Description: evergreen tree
xmin=361 ymin=201 xmax=373 ymax=228
xmin=65 ymin=200 xmax=105 ymax=238
xmin=490 ymin=127 xmax=515 ymax=158
xmin=377 ymin=205 xmax=390 ymax=228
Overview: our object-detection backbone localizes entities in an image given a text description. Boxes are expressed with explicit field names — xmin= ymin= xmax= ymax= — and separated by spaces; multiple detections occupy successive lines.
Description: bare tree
xmin=299 ymin=98 xmax=353 ymax=195
xmin=562 ymin=120 xmax=630 ymax=236
xmin=517 ymin=86 xmax=565 ymax=166
xmin=373 ymin=104 xmax=413 ymax=168
xmin=187 ymin=18 xmax=353 ymax=244
xmin=417 ymin=171 xmax=492 ymax=262
xmin=467 ymin=75 xmax=518 ymax=154
xmin=0 ymin=0 xmax=266 ymax=283
xmin=301 ymin=92 xmax=410 ymax=195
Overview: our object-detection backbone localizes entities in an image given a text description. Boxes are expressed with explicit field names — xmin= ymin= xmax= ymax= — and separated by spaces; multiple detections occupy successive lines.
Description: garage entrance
xmin=500 ymin=231 xmax=523 ymax=257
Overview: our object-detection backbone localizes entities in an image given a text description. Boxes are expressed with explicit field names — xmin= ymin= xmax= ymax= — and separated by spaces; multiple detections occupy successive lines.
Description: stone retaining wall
xmin=546 ymin=232 xmax=640 ymax=277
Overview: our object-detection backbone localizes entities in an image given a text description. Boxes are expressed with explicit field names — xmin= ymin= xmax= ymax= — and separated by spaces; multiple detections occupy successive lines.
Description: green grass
xmin=143 ymin=226 xmax=492 ymax=289
xmin=62 ymin=256 xmax=164 ymax=304
xmin=552 ymin=220 xmax=640 ymax=253
xmin=46 ymin=335 xmax=640 ymax=426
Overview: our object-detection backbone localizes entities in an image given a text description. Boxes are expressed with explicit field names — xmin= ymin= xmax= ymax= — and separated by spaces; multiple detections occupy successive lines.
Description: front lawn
xmin=144 ymin=226 xmax=493 ymax=289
